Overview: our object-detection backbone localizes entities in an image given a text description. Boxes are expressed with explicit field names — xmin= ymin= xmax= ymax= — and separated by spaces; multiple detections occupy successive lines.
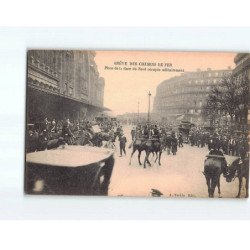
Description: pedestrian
xmin=131 ymin=127 xmax=136 ymax=141
xmin=178 ymin=132 xmax=183 ymax=147
xmin=119 ymin=132 xmax=127 ymax=157
xmin=171 ymin=133 xmax=178 ymax=155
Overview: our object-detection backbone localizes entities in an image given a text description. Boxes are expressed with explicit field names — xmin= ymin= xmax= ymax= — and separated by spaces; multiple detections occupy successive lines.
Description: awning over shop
xmin=27 ymin=84 xmax=110 ymax=113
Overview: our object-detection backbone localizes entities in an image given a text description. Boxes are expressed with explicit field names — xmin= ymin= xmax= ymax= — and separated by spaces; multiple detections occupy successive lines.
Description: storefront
xmin=26 ymin=86 xmax=106 ymax=123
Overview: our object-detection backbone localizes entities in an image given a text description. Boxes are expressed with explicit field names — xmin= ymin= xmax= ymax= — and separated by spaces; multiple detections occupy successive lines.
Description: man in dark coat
xmin=171 ymin=133 xmax=178 ymax=155
xmin=153 ymin=125 xmax=160 ymax=139
xmin=131 ymin=127 xmax=136 ymax=141
xmin=119 ymin=132 xmax=127 ymax=157
xmin=178 ymin=132 xmax=183 ymax=147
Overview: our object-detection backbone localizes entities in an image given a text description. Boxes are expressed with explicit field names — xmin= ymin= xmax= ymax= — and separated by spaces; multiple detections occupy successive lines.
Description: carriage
xmin=25 ymin=145 xmax=115 ymax=195
xmin=178 ymin=121 xmax=195 ymax=143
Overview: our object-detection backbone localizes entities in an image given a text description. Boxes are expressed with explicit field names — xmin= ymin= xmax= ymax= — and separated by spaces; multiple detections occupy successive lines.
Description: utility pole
xmin=137 ymin=101 xmax=140 ymax=122
xmin=148 ymin=91 xmax=151 ymax=123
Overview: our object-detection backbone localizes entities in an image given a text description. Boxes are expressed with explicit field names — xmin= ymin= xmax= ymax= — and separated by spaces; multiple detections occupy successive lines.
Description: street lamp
xmin=148 ymin=91 xmax=151 ymax=123
xmin=137 ymin=101 xmax=140 ymax=122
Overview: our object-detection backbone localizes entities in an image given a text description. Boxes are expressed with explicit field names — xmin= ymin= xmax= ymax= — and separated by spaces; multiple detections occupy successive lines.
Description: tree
xmin=201 ymin=87 xmax=222 ymax=126
xmin=202 ymin=73 xmax=249 ymax=127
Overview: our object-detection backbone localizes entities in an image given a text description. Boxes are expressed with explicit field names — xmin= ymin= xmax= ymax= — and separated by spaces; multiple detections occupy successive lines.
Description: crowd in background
xmin=26 ymin=116 xmax=249 ymax=160
xmin=26 ymin=117 xmax=118 ymax=152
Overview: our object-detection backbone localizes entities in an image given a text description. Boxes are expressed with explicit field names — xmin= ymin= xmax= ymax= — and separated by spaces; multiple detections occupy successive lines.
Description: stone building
xmin=233 ymin=53 xmax=250 ymax=81
xmin=153 ymin=68 xmax=231 ymax=123
xmin=26 ymin=50 xmax=106 ymax=123
xmin=233 ymin=53 xmax=250 ymax=129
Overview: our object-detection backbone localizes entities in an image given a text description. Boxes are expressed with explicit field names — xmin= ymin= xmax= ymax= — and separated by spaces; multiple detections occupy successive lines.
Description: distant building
xmin=153 ymin=68 xmax=232 ymax=123
xmin=27 ymin=50 xmax=107 ymax=122
xmin=116 ymin=112 xmax=158 ymax=124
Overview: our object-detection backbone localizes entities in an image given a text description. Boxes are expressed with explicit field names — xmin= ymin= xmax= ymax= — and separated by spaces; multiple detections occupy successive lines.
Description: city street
xmin=108 ymin=125 xmax=242 ymax=198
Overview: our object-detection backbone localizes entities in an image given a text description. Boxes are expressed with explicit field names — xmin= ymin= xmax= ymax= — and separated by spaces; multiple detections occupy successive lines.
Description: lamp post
xmin=137 ymin=101 xmax=140 ymax=122
xmin=148 ymin=91 xmax=151 ymax=123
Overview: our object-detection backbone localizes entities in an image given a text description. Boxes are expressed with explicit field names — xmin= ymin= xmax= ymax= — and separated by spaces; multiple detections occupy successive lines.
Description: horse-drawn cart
xmin=178 ymin=121 xmax=195 ymax=143
xmin=25 ymin=145 xmax=115 ymax=195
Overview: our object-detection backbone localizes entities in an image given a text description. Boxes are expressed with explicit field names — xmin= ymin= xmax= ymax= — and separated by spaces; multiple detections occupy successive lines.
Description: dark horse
xmin=203 ymin=150 xmax=227 ymax=198
xmin=225 ymin=157 xmax=249 ymax=198
xmin=129 ymin=138 xmax=150 ymax=166
xmin=143 ymin=139 xmax=163 ymax=168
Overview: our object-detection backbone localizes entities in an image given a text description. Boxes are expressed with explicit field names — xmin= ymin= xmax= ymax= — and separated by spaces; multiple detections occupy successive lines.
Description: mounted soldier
xmin=152 ymin=125 xmax=160 ymax=139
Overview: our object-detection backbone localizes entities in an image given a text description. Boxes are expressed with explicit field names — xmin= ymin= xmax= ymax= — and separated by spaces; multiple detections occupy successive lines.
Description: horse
xmin=129 ymin=138 xmax=150 ymax=166
xmin=203 ymin=150 xmax=227 ymax=198
xmin=143 ymin=138 xmax=163 ymax=168
xmin=225 ymin=157 xmax=249 ymax=198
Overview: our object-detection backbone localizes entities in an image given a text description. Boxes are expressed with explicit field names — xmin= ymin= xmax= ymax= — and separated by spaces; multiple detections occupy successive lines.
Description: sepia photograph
xmin=25 ymin=50 xmax=249 ymax=198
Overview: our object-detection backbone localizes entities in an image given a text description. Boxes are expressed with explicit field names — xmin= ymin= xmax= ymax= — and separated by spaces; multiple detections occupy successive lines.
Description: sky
xmin=95 ymin=51 xmax=236 ymax=115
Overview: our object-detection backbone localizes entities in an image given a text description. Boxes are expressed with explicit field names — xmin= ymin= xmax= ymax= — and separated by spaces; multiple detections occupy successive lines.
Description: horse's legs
xmin=210 ymin=176 xmax=218 ymax=198
xmin=143 ymin=151 xmax=147 ymax=168
xmin=146 ymin=152 xmax=151 ymax=165
xmin=158 ymin=151 xmax=162 ymax=166
xmin=129 ymin=147 xmax=136 ymax=165
xmin=217 ymin=175 xmax=221 ymax=197
xmin=138 ymin=150 xmax=142 ymax=165
xmin=144 ymin=151 xmax=151 ymax=168
xmin=236 ymin=177 xmax=242 ymax=198
xmin=154 ymin=152 xmax=158 ymax=163
xmin=205 ymin=176 xmax=211 ymax=197
xmin=245 ymin=176 xmax=249 ymax=198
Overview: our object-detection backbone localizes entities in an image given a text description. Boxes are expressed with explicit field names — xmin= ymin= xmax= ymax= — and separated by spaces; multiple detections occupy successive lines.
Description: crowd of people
xmin=128 ymin=122 xmax=249 ymax=159
xmin=26 ymin=116 xmax=249 ymax=161
xmin=26 ymin=117 xmax=118 ymax=152
xmin=188 ymin=126 xmax=249 ymax=159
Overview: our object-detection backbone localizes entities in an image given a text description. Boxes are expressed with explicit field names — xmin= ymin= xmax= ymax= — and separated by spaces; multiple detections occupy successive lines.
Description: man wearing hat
xmin=118 ymin=132 xmax=127 ymax=157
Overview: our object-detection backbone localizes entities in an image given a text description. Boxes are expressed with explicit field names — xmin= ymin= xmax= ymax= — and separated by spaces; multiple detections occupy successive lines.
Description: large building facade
xmin=27 ymin=50 xmax=105 ymax=123
xmin=153 ymin=68 xmax=231 ymax=123
xmin=233 ymin=53 xmax=250 ymax=129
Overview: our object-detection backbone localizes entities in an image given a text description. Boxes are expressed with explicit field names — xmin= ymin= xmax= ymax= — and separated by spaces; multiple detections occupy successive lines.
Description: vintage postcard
xmin=25 ymin=50 xmax=249 ymax=198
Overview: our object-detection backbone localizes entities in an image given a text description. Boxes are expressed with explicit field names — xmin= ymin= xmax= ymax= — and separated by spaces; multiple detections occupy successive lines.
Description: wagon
xmin=178 ymin=121 xmax=195 ymax=143
xmin=25 ymin=145 xmax=115 ymax=195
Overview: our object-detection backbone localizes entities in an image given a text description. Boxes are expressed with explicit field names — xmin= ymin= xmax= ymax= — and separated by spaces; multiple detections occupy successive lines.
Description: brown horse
xmin=203 ymin=150 xmax=227 ymax=198
xmin=225 ymin=157 xmax=249 ymax=198
xmin=143 ymin=139 xmax=163 ymax=168
xmin=129 ymin=138 xmax=150 ymax=166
